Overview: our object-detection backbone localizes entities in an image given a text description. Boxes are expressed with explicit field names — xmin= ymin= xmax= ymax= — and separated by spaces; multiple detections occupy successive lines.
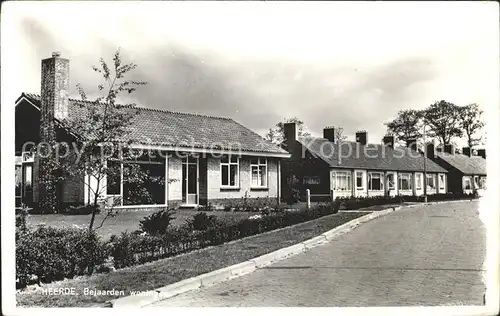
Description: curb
xmin=109 ymin=199 xmax=478 ymax=307
xmin=109 ymin=205 xmax=403 ymax=308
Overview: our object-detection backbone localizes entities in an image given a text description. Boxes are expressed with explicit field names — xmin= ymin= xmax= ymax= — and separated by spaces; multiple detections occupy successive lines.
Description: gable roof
xmin=435 ymin=152 xmax=486 ymax=175
xmin=298 ymin=136 xmax=447 ymax=173
xmin=16 ymin=93 xmax=289 ymax=157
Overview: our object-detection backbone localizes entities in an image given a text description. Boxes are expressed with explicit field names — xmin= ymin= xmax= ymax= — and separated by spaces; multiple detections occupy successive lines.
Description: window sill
xmin=250 ymin=187 xmax=269 ymax=191
xmin=220 ymin=187 xmax=240 ymax=191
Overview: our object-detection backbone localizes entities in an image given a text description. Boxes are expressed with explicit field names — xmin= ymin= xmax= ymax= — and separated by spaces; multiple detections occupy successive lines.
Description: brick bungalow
xmin=430 ymin=145 xmax=487 ymax=195
xmin=15 ymin=53 xmax=290 ymax=209
xmin=281 ymin=123 xmax=448 ymax=200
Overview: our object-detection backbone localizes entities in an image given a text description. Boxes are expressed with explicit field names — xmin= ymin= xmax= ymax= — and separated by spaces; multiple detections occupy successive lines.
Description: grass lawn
xmin=16 ymin=211 xmax=369 ymax=307
xmin=26 ymin=209 xmax=254 ymax=240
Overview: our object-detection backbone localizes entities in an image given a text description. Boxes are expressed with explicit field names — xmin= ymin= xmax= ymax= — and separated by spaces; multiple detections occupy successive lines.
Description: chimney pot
xmin=477 ymin=149 xmax=486 ymax=159
xmin=406 ymin=138 xmax=417 ymax=151
xmin=462 ymin=147 xmax=471 ymax=157
xmin=323 ymin=126 xmax=336 ymax=143
xmin=283 ymin=122 xmax=298 ymax=143
xmin=444 ymin=144 xmax=455 ymax=155
xmin=426 ymin=142 xmax=435 ymax=159
xmin=355 ymin=130 xmax=367 ymax=145
xmin=382 ymin=135 xmax=395 ymax=148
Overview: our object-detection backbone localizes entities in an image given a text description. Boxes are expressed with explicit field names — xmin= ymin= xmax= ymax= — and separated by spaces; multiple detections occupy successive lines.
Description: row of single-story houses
xmin=14 ymin=53 xmax=487 ymax=209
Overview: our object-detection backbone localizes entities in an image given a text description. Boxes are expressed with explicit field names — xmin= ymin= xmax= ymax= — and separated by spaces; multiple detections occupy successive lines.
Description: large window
xmin=416 ymin=174 xmax=422 ymax=190
xmin=107 ymin=150 xmax=166 ymax=206
xmin=464 ymin=177 xmax=472 ymax=190
xmin=332 ymin=171 xmax=352 ymax=191
xmin=251 ymin=158 xmax=267 ymax=188
xmin=399 ymin=173 xmax=412 ymax=191
xmin=221 ymin=155 xmax=239 ymax=188
xmin=356 ymin=171 xmax=363 ymax=189
xmin=368 ymin=172 xmax=384 ymax=191
xmin=426 ymin=174 xmax=436 ymax=189
xmin=439 ymin=174 xmax=445 ymax=190
xmin=106 ymin=160 xmax=122 ymax=195
xmin=479 ymin=177 xmax=487 ymax=189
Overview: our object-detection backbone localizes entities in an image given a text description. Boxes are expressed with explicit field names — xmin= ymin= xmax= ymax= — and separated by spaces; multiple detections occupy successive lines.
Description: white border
xmin=2 ymin=1 xmax=499 ymax=316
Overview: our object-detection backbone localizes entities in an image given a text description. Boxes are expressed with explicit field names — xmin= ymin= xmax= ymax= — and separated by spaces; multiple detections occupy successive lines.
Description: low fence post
xmin=306 ymin=189 xmax=311 ymax=210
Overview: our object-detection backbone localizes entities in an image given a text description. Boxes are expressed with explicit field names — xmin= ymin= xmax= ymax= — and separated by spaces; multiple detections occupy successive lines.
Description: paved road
xmin=151 ymin=201 xmax=486 ymax=307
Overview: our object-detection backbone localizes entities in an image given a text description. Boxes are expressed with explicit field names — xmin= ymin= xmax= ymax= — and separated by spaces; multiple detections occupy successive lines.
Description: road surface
xmin=151 ymin=201 xmax=486 ymax=307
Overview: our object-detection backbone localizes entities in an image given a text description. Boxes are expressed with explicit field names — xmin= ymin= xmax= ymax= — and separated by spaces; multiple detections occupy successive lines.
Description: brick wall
xmin=206 ymin=156 xmax=279 ymax=200
xmin=166 ymin=155 xmax=279 ymax=206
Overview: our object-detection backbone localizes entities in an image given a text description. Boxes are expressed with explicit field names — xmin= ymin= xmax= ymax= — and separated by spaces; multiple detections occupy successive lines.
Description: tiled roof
xmin=18 ymin=93 xmax=289 ymax=156
xmin=436 ymin=152 xmax=486 ymax=175
xmin=298 ymin=137 xmax=447 ymax=173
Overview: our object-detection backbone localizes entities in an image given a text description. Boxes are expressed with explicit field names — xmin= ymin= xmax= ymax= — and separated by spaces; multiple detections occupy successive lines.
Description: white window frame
xmin=250 ymin=157 xmax=268 ymax=188
xmin=355 ymin=171 xmax=364 ymax=190
xmin=416 ymin=173 xmax=422 ymax=190
xmin=439 ymin=174 xmax=445 ymax=190
xmin=426 ymin=174 xmax=436 ymax=189
xmin=473 ymin=176 xmax=479 ymax=189
xmin=387 ymin=173 xmax=396 ymax=190
xmin=220 ymin=155 xmax=240 ymax=189
xmin=106 ymin=148 xmax=123 ymax=198
xmin=368 ymin=172 xmax=384 ymax=191
xmin=479 ymin=176 xmax=487 ymax=189
xmin=332 ymin=170 xmax=352 ymax=191
xmin=398 ymin=173 xmax=412 ymax=191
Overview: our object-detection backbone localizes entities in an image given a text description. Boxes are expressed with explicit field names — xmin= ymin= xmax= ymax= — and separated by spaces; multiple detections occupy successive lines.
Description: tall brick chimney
xmin=355 ymin=130 xmax=367 ymax=145
xmin=38 ymin=52 xmax=69 ymax=212
xmin=323 ymin=126 xmax=336 ymax=143
xmin=41 ymin=52 xmax=69 ymax=123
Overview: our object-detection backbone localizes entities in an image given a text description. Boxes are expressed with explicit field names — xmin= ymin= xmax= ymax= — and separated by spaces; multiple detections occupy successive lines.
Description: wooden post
xmin=306 ymin=189 xmax=311 ymax=210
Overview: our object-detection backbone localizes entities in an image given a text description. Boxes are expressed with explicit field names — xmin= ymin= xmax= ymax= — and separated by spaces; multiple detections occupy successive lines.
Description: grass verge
xmin=16 ymin=211 xmax=368 ymax=307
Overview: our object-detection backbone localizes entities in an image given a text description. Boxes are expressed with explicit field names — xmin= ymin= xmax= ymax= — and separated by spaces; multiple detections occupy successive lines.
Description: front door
xmin=182 ymin=156 xmax=199 ymax=205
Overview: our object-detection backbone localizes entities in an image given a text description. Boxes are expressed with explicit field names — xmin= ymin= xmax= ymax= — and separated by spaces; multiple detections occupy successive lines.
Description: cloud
xmin=5 ymin=1 xmax=497 ymax=148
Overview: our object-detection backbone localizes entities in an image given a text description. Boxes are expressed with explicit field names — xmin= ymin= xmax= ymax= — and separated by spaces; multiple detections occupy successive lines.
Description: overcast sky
xmin=2 ymin=1 xmax=499 ymax=146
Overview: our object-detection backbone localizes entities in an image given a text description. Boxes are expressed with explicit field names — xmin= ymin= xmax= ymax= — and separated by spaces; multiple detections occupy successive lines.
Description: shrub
xmin=61 ymin=204 xmax=101 ymax=215
xmin=15 ymin=207 xmax=29 ymax=232
xmin=186 ymin=212 xmax=219 ymax=231
xmin=16 ymin=226 xmax=109 ymax=289
xmin=139 ymin=208 xmax=176 ymax=236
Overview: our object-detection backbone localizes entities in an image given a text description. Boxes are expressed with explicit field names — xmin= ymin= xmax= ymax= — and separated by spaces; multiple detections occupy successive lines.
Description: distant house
xmin=430 ymin=145 xmax=487 ymax=195
xmin=15 ymin=53 xmax=290 ymax=209
xmin=281 ymin=123 xmax=448 ymax=200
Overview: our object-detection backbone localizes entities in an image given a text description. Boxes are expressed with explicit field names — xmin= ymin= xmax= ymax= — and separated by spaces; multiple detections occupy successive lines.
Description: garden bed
xmin=16 ymin=210 xmax=366 ymax=307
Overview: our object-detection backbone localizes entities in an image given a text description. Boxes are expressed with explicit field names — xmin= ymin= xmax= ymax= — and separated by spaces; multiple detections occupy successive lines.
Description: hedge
xmin=16 ymin=192 xmax=477 ymax=289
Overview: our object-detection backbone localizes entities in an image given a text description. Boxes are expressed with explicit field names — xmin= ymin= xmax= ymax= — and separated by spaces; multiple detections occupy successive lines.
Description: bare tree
xmin=457 ymin=103 xmax=485 ymax=148
xmin=335 ymin=127 xmax=347 ymax=142
xmin=54 ymin=49 xmax=159 ymax=231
